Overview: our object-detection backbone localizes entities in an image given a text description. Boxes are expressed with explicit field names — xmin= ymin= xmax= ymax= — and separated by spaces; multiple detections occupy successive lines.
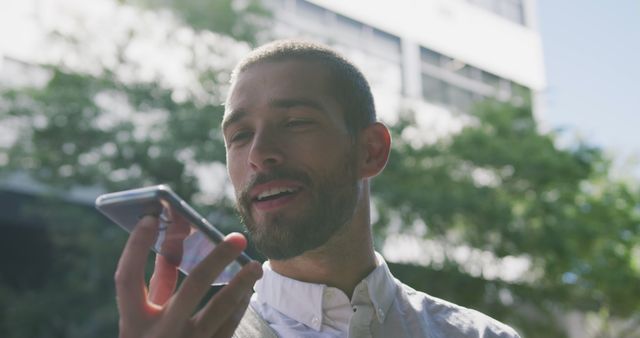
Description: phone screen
xmin=95 ymin=185 xmax=251 ymax=285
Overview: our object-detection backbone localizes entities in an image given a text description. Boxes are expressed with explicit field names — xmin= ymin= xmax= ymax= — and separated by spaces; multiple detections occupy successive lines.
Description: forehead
xmin=225 ymin=59 xmax=337 ymax=114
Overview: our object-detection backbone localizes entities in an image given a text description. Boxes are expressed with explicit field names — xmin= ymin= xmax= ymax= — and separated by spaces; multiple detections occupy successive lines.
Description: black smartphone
xmin=95 ymin=185 xmax=251 ymax=285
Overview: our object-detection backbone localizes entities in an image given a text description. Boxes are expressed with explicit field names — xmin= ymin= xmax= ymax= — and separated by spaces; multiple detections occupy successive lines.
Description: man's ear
xmin=358 ymin=122 xmax=391 ymax=178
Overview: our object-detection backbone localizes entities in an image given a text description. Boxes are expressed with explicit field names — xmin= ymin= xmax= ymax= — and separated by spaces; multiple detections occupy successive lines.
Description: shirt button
xmin=311 ymin=317 xmax=320 ymax=326
xmin=377 ymin=308 xmax=385 ymax=317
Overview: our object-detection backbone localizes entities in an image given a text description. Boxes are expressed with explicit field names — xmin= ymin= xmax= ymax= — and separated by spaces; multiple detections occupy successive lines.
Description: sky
xmin=537 ymin=1 xmax=640 ymax=180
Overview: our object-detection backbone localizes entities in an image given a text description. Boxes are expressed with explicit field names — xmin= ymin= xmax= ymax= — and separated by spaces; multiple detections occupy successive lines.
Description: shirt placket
xmin=348 ymin=283 xmax=374 ymax=338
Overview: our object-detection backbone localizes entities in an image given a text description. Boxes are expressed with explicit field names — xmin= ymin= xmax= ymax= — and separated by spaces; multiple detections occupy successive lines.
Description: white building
xmin=266 ymin=0 xmax=545 ymax=129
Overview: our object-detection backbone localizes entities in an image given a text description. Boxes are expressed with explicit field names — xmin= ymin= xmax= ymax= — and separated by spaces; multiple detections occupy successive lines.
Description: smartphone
xmin=95 ymin=185 xmax=251 ymax=285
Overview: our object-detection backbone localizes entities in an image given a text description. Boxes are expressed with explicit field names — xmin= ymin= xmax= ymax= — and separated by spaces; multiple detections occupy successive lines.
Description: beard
xmin=235 ymin=152 xmax=359 ymax=260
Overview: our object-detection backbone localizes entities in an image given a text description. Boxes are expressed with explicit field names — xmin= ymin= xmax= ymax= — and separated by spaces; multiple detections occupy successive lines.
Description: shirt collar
xmin=253 ymin=252 xmax=398 ymax=330
xmin=362 ymin=252 xmax=397 ymax=323
xmin=254 ymin=261 xmax=326 ymax=330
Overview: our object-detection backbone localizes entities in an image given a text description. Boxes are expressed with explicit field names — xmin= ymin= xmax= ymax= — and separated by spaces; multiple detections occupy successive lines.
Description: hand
xmin=115 ymin=215 xmax=263 ymax=338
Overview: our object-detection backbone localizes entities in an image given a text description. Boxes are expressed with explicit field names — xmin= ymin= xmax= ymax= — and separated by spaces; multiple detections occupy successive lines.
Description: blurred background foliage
xmin=375 ymin=101 xmax=640 ymax=336
xmin=119 ymin=0 xmax=271 ymax=45
xmin=0 ymin=0 xmax=639 ymax=337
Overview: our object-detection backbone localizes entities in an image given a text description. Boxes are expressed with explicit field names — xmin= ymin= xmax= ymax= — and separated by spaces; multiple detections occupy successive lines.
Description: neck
xmin=269 ymin=185 xmax=376 ymax=298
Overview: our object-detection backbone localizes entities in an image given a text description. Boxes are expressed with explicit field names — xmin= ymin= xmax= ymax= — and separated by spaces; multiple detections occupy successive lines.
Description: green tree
xmin=375 ymin=100 xmax=640 ymax=337
xmin=121 ymin=0 xmax=271 ymax=45
xmin=1 ymin=0 xmax=272 ymax=209
xmin=0 ymin=1 xmax=270 ymax=337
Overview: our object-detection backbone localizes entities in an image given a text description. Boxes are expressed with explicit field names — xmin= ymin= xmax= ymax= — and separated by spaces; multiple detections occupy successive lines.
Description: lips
xmin=249 ymin=180 xmax=305 ymax=211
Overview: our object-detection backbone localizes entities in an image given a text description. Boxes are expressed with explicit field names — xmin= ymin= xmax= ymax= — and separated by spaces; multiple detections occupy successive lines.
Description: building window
xmin=449 ymin=86 xmax=475 ymax=112
xmin=481 ymin=71 xmax=501 ymax=90
xmin=422 ymin=74 xmax=479 ymax=113
xmin=296 ymin=0 xmax=327 ymax=23
xmin=510 ymin=82 xmax=531 ymax=106
xmin=336 ymin=13 xmax=364 ymax=39
xmin=422 ymin=74 xmax=449 ymax=105
xmin=500 ymin=0 xmax=525 ymax=25
xmin=372 ymin=28 xmax=401 ymax=54
xmin=472 ymin=0 xmax=499 ymax=13
xmin=420 ymin=47 xmax=441 ymax=67
xmin=419 ymin=46 xmax=531 ymax=112
xmin=466 ymin=0 xmax=526 ymax=26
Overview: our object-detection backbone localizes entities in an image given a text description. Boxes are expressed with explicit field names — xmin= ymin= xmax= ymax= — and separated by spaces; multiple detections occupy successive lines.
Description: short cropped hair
xmin=230 ymin=39 xmax=376 ymax=135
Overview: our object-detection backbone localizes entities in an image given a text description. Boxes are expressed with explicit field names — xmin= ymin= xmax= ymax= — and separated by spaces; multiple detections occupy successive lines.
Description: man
xmin=115 ymin=40 xmax=520 ymax=338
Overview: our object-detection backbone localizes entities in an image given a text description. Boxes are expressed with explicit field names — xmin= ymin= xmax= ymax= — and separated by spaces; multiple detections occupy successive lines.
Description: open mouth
xmin=247 ymin=177 xmax=308 ymax=212
xmin=254 ymin=186 xmax=301 ymax=202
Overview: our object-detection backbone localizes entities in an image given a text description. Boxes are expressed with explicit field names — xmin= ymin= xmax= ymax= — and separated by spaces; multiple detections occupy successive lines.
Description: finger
xmin=158 ymin=205 xmax=189 ymax=266
xmin=162 ymin=233 xmax=249 ymax=324
xmin=114 ymin=215 xmax=159 ymax=319
xmin=193 ymin=261 xmax=262 ymax=335
xmin=207 ymin=292 xmax=253 ymax=338
xmin=149 ymin=254 xmax=178 ymax=306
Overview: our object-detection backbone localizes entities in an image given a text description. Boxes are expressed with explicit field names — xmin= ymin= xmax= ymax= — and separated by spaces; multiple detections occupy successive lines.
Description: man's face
xmin=222 ymin=60 xmax=361 ymax=260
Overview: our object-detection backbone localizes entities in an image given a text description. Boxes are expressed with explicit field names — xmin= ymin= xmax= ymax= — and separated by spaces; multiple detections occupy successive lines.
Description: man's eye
xmin=230 ymin=131 xmax=252 ymax=143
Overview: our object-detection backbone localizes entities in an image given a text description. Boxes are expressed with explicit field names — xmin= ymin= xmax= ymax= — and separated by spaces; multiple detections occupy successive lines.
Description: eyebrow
xmin=222 ymin=98 xmax=327 ymax=132
xmin=269 ymin=98 xmax=326 ymax=113
xmin=221 ymin=109 xmax=247 ymax=133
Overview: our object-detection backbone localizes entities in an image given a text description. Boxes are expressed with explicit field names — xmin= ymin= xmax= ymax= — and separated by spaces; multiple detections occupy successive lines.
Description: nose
xmin=248 ymin=129 xmax=284 ymax=171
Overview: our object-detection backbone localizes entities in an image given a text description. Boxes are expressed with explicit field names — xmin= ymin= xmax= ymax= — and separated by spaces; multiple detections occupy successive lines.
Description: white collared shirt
xmin=250 ymin=253 xmax=520 ymax=338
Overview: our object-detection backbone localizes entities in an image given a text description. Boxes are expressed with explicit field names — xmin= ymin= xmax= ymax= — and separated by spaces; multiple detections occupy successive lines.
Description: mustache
xmin=239 ymin=168 xmax=313 ymax=203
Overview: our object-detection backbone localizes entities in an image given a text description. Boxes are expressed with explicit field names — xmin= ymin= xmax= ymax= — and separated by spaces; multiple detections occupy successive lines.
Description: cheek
xmin=226 ymin=152 xmax=246 ymax=191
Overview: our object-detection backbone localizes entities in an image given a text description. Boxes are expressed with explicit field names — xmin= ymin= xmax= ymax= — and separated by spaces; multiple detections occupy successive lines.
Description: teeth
xmin=257 ymin=187 xmax=298 ymax=200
